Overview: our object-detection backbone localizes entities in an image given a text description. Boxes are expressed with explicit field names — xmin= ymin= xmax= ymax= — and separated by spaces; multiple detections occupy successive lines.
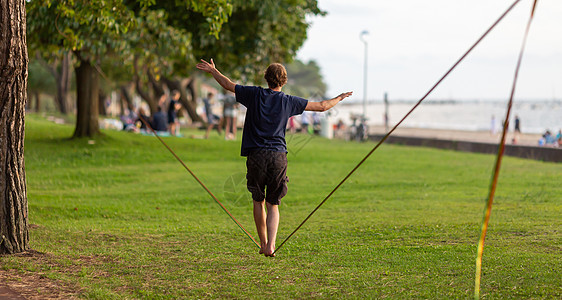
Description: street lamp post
xmin=360 ymin=30 xmax=369 ymax=119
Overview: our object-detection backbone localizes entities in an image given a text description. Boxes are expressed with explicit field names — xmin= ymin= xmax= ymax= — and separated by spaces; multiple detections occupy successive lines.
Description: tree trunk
xmin=73 ymin=57 xmax=100 ymax=137
xmin=186 ymin=77 xmax=204 ymax=124
xmin=132 ymin=57 xmax=157 ymax=114
xmin=135 ymin=79 xmax=157 ymax=115
xmin=148 ymin=69 xmax=165 ymax=100
xmin=98 ymin=88 xmax=106 ymax=116
xmin=0 ymin=0 xmax=29 ymax=254
xmin=37 ymin=52 xmax=72 ymax=114
xmin=60 ymin=51 xmax=72 ymax=113
xmin=163 ymin=76 xmax=204 ymax=123
xmin=120 ymin=85 xmax=134 ymax=112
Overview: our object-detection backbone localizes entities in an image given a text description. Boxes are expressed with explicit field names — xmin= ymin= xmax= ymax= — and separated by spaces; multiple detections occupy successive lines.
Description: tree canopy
xmin=26 ymin=0 xmax=325 ymax=136
xmin=188 ymin=0 xmax=325 ymax=82
xmin=284 ymin=59 xmax=327 ymax=99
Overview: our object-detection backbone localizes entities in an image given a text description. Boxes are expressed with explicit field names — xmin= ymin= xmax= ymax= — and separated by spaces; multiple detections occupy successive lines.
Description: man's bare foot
xmin=259 ymin=242 xmax=267 ymax=255
xmin=263 ymin=246 xmax=276 ymax=257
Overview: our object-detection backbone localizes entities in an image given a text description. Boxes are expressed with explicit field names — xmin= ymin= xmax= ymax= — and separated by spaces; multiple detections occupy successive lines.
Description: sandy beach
xmin=368 ymin=126 xmax=544 ymax=147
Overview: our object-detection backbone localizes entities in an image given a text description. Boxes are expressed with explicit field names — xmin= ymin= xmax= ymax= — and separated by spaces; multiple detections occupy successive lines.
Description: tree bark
xmin=0 ymin=0 xmax=29 ymax=254
xmin=148 ymin=69 xmax=165 ymax=100
xmin=134 ymin=79 xmax=157 ymax=115
xmin=186 ymin=77 xmax=205 ymax=124
xmin=59 ymin=51 xmax=72 ymax=113
xmin=120 ymin=84 xmax=134 ymax=113
xmin=73 ymin=57 xmax=100 ymax=137
xmin=132 ymin=57 xmax=157 ymax=114
xmin=98 ymin=88 xmax=106 ymax=116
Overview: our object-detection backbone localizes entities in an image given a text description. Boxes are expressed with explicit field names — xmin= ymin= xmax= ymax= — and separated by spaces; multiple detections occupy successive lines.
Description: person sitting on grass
xmin=152 ymin=106 xmax=168 ymax=133
xmin=196 ymin=58 xmax=352 ymax=257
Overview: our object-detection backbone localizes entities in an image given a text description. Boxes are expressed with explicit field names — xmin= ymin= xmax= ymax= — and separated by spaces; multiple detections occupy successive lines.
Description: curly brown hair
xmin=264 ymin=63 xmax=287 ymax=89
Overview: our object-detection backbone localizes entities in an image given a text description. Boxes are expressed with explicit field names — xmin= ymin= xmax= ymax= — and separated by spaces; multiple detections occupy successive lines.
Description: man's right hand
xmin=336 ymin=91 xmax=353 ymax=101
xmin=196 ymin=59 xmax=216 ymax=73
xmin=196 ymin=58 xmax=237 ymax=93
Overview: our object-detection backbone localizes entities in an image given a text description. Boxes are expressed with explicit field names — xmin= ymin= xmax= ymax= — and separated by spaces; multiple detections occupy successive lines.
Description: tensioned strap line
xmin=274 ymin=0 xmax=523 ymax=255
xmin=474 ymin=1 xmax=538 ymax=299
xmin=138 ymin=115 xmax=260 ymax=249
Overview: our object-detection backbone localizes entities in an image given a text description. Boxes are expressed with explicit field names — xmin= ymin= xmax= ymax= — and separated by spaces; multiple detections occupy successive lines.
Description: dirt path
xmin=0 ymin=269 xmax=78 ymax=300
xmin=0 ymin=285 xmax=26 ymax=300
xmin=0 ymin=250 xmax=78 ymax=300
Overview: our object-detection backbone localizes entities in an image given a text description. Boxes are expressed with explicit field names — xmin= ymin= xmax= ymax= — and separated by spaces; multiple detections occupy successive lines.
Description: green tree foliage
xmin=27 ymin=59 xmax=56 ymax=112
xmin=26 ymin=0 xmax=324 ymax=136
xmin=284 ymin=59 xmax=327 ymax=99
xmin=26 ymin=0 xmax=232 ymax=137
xmin=28 ymin=59 xmax=55 ymax=96
xmin=156 ymin=0 xmax=325 ymax=82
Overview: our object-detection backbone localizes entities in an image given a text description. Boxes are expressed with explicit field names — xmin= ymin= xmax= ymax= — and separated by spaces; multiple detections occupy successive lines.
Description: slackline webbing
xmin=273 ymin=0 xmax=525 ymax=256
xmin=474 ymin=1 xmax=538 ymax=298
xmin=138 ymin=115 xmax=260 ymax=249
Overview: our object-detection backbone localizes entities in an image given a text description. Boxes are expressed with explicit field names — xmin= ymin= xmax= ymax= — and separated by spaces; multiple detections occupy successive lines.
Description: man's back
xmin=235 ymin=85 xmax=308 ymax=156
xmin=195 ymin=58 xmax=352 ymax=257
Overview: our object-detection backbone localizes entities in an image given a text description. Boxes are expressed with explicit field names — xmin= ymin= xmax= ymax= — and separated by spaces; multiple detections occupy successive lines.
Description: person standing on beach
xmin=196 ymin=58 xmax=352 ymax=257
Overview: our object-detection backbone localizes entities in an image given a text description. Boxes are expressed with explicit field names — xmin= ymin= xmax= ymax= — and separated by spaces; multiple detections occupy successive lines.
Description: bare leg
xmin=204 ymin=124 xmax=212 ymax=139
xmin=264 ymin=202 xmax=279 ymax=257
xmin=217 ymin=120 xmax=223 ymax=135
xmin=253 ymin=200 xmax=267 ymax=254
xmin=225 ymin=117 xmax=232 ymax=139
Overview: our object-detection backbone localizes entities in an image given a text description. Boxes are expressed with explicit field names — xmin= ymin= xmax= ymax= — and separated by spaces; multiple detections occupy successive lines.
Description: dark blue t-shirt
xmin=151 ymin=111 xmax=168 ymax=132
xmin=235 ymin=85 xmax=308 ymax=156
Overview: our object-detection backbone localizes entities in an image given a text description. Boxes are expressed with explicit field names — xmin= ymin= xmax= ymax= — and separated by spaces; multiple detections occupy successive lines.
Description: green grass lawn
xmin=1 ymin=114 xmax=560 ymax=299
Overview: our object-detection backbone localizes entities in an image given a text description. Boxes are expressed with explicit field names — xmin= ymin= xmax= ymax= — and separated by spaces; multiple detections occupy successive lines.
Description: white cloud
xmin=297 ymin=0 xmax=562 ymax=100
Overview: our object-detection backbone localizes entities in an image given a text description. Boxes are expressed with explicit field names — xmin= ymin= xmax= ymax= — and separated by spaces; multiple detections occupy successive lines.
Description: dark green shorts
xmin=246 ymin=149 xmax=288 ymax=205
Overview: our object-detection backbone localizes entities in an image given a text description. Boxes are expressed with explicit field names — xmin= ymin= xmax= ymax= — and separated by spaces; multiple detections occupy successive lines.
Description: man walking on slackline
xmin=196 ymin=59 xmax=352 ymax=257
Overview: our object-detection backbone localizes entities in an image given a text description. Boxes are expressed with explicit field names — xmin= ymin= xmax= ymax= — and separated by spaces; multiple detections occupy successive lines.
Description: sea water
xmin=329 ymin=100 xmax=561 ymax=134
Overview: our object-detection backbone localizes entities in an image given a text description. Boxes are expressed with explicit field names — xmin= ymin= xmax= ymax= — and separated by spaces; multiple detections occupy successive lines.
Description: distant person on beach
xmin=196 ymin=58 xmax=352 ymax=257
xmin=539 ymin=130 xmax=556 ymax=147
xmin=512 ymin=115 xmax=521 ymax=144
xmin=490 ymin=115 xmax=497 ymax=134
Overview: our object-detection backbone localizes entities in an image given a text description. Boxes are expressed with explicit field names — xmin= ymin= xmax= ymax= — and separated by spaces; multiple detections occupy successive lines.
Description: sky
xmin=296 ymin=0 xmax=562 ymax=101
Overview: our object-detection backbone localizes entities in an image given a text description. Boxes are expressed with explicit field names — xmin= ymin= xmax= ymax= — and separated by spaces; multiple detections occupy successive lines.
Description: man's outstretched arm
xmin=305 ymin=91 xmax=353 ymax=112
xmin=196 ymin=59 xmax=236 ymax=93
